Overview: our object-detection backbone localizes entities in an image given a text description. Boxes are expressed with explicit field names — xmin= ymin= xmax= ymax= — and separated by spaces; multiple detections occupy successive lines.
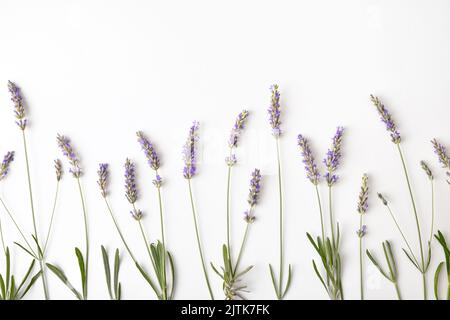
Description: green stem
xmin=314 ymin=186 xmax=325 ymax=240
xmin=234 ymin=223 xmax=250 ymax=275
xmin=76 ymin=177 xmax=89 ymax=299
xmin=397 ymin=144 xmax=426 ymax=299
xmin=394 ymin=281 xmax=402 ymax=300
xmin=0 ymin=216 xmax=6 ymax=254
xmin=276 ymin=138 xmax=284 ymax=299
xmin=43 ymin=182 xmax=60 ymax=253
xmin=136 ymin=212 xmax=156 ymax=270
xmin=155 ymin=170 xmax=167 ymax=300
xmin=226 ymin=148 xmax=233 ymax=260
xmin=359 ymin=214 xmax=364 ymax=300
xmin=429 ymin=180 xmax=435 ymax=244
xmin=328 ymin=186 xmax=335 ymax=245
xmin=187 ymin=179 xmax=214 ymax=300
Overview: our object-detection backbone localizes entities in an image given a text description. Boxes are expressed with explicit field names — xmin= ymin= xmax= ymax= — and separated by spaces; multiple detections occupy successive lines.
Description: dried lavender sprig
xmin=0 ymin=151 xmax=15 ymax=181
xmin=245 ymin=169 xmax=261 ymax=223
xmin=370 ymin=95 xmax=401 ymax=144
xmin=137 ymin=131 xmax=160 ymax=171
xmin=356 ymin=173 xmax=369 ymax=300
xmin=55 ymin=159 xmax=63 ymax=181
xmin=97 ymin=163 xmax=109 ymax=197
xmin=7 ymin=81 xmax=27 ymax=130
xmin=357 ymin=174 xmax=369 ymax=215
xmin=431 ymin=139 xmax=450 ymax=170
xmin=420 ymin=161 xmax=433 ymax=181
xmin=324 ymin=127 xmax=344 ymax=186
xmin=182 ymin=121 xmax=200 ymax=179
xmin=57 ymin=134 xmax=82 ymax=178
xmin=268 ymin=85 xmax=282 ymax=137
xmin=228 ymin=110 xmax=249 ymax=149
xmin=124 ymin=158 xmax=137 ymax=204
xmin=297 ymin=134 xmax=320 ymax=185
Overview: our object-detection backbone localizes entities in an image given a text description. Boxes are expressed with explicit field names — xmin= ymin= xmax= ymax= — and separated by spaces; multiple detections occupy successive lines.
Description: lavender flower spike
xmin=182 ymin=121 xmax=200 ymax=179
xmin=0 ymin=151 xmax=15 ymax=181
xmin=431 ymin=138 xmax=450 ymax=169
xmin=124 ymin=158 xmax=137 ymax=204
xmin=7 ymin=81 xmax=27 ymax=130
xmin=55 ymin=159 xmax=63 ymax=181
xmin=57 ymin=134 xmax=82 ymax=178
xmin=370 ymin=95 xmax=401 ymax=144
xmin=324 ymin=126 xmax=344 ymax=186
xmin=297 ymin=134 xmax=320 ymax=185
xmin=357 ymin=225 xmax=367 ymax=238
xmin=228 ymin=110 xmax=249 ymax=148
xmin=245 ymin=168 xmax=261 ymax=223
xmin=97 ymin=163 xmax=109 ymax=197
xmin=137 ymin=131 xmax=160 ymax=171
xmin=268 ymin=85 xmax=282 ymax=137
xmin=420 ymin=161 xmax=433 ymax=181
xmin=357 ymin=174 xmax=369 ymax=214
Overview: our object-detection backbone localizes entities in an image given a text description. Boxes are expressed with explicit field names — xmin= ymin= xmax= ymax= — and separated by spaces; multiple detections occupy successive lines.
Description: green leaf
xmin=135 ymin=262 xmax=161 ymax=298
xmin=31 ymin=235 xmax=43 ymax=259
xmin=46 ymin=263 xmax=83 ymax=300
xmin=101 ymin=245 xmax=113 ymax=300
xmin=402 ymin=248 xmax=420 ymax=271
xmin=312 ymin=260 xmax=328 ymax=293
xmin=16 ymin=259 xmax=36 ymax=296
xmin=114 ymin=248 xmax=120 ymax=299
xmin=210 ymin=262 xmax=224 ymax=279
xmin=268 ymin=264 xmax=279 ymax=298
xmin=19 ymin=271 xmax=41 ymax=299
xmin=167 ymin=252 xmax=175 ymax=300
xmin=366 ymin=249 xmax=390 ymax=280
xmin=9 ymin=276 xmax=16 ymax=300
xmin=75 ymin=248 xmax=87 ymax=299
xmin=14 ymin=242 xmax=37 ymax=259
xmin=0 ymin=275 xmax=6 ymax=299
xmin=434 ymin=261 xmax=444 ymax=300
xmin=282 ymin=264 xmax=292 ymax=299
xmin=5 ymin=247 xmax=10 ymax=294
xmin=306 ymin=233 xmax=320 ymax=253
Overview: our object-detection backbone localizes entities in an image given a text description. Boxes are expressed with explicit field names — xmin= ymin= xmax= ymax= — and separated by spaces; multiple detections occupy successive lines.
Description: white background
xmin=0 ymin=0 xmax=449 ymax=300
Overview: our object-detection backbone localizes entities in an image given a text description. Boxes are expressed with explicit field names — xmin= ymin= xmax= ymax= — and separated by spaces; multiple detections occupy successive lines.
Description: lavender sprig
xmin=268 ymin=85 xmax=282 ymax=137
xmin=54 ymin=159 xmax=63 ymax=181
xmin=228 ymin=110 xmax=249 ymax=149
xmin=420 ymin=161 xmax=433 ymax=181
xmin=370 ymin=95 xmax=401 ymax=144
xmin=431 ymin=139 xmax=450 ymax=182
xmin=57 ymin=134 xmax=82 ymax=178
xmin=7 ymin=81 xmax=27 ymax=130
xmin=182 ymin=121 xmax=200 ymax=179
xmin=137 ymin=131 xmax=160 ymax=171
xmin=297 ymin=134 xmax=320 ymax=185
xmin=357 ymin=174 xmax=369 ymax=215
xmin=0 ymin=152 xmax=15 ymax=181
xmin=324 ymin=127 xmax=344 ymax=186
xmin=245 ymin=169 xmax=261 ymax=223
xmin=124 ymin=158 xmax=137 ymax=204
xmin=356 ymin=173 xmax=369 ymax=299
xmin=97 ymin=163 xmax=108 ymax=197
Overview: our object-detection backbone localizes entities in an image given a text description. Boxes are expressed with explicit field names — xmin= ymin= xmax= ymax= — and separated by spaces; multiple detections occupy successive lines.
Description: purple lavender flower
xmin=370 ymin=95 xmax=401 ymax=144
xmin=297 ymin=134 xmax=320 ymax=185
xmin=7 ymin=81 xmax=27 ymax=130
xmin=248 ymin=168 xmax=262 ymax=207
xmin=225 ymin=154 xmax=237 ymax=167
xmin=0 ymin=151 xmax=15 ymax=181
xmin=153 ymin=174 xmax=162 ymax=188
xmin=97 ymin=163 xmax=108 ymax=197
xmin=55 ymin=159 xmax=63 ymax=181
xmin=431 ymin=139 xmax=450 ymax=169
xmin=357 ymin=174 xmax=369 ymax=214
xmin=268 ymin=85 xmax=282 ymax=137
xmin=136 ymin=131 xmax=160 ymax=171
xmin=124 ymin=158 xmax=137 ymax=204
xmin=324 ymin=127 xmax=344 ymax=186
xmin=182 ymin=121 xmax=200 ymax=179
xmin=228 ymin=110 xmax=249 ymax=148
xmin=357 ymin=225 xmax=367 ymax=238
xmin=57 ymin=134 xmax=82 ymax=178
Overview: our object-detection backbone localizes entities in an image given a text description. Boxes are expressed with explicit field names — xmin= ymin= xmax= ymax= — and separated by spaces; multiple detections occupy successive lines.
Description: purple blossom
xmin=136 ymin=131 xmax=160 ymax=171
xmin=54 ymin=159 xmax=63 ymax=181
xmin=228 ymin=110 xmax=249 ymax=148
xmin=225 ymin=154 xmax=237 ymax=167
xmin=182 ymin=121 xmax=200 ymax=179
xmin=268 ymin=85 xmax=282 ymax=137
xmin=124 ymin=158 xmax=137 ymax=204
xmin=357 ymin=225 xmax=367 ymax=238
xmin=248 ymin=168 xmax=261 ymax=207
xmin=357 ymin=174 xmax=369 ymax=214
xmin=0 ymin=151 xmax=15 ymax=181
xmin=297 ymin=134 xmax=320 ymax=185
xmin=431 ymin=138 xmax=450 ymax=169
xmin=97 ymin=163 xmax=108 ymax=197
xmin=7 ymin=81 xmax=27 ymax=130
xmin=323 ymin=127 xmax=344 ymax=186
xmin=57 ymin=134 xmax=82 ymax=178
xmin=370 ymin=95 xmax=401 ymax=144
xmin=153 ymin=174 xmax=162 ymax=188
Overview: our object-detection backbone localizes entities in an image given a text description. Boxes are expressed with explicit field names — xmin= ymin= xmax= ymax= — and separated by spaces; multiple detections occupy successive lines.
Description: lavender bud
xmin=225 ymin=154 xmax=237 ymax=167
xmin=297 ymin=134 xmax=320 ymax=185
xmin=54 ymin=159 xmax=63 ymax=181
xmin=357 ymin=174 xmax=369 ymax=214
xmin=377 ymin=193 xmax=388 ymax=206
xmin=228 ymin=110 xmax=249 ymax=148
xmin=370 ymin=95 xmax=401 ymax=144
xmin=153 ymin=174 xmax=162 ymax=188
xmin=431 ymin=139 xmax=450 ymax=169
xmin=124 ymin=158 xmax=137 ymax=204
xmin=357 ymin=225 xmax=367 ymax=238
xmin=57 ymin=134 xmax=82 ymax=178
xmin=7 ymin=81 xmax=27 ymax=130
xmin=244 ymin=210 xmax=255 ymax=224
xmin=97 ymin=163 xmax=108 ymax=197
xmin=136 ymin=131 xmax=160 ymax=171
xmin=130 ymin=208 xmax=143 ymax=221
xmin=268 ymin=85 xmax=282 ymax=137
xmin=323 ymin=126 xmax=344 ymax=186
xmin=0 ymin=151 xmax=15 ymax=181
xmin=420 ymin=161 xmax=433 ymax=181
xmin=182 ymin=121 xmax=199 ymax=179
xmin=248 ymin=168 xmax=262 ymax=207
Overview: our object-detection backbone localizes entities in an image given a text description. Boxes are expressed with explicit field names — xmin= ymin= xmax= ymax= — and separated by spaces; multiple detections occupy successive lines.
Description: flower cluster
xmin=97 ymin=163 xmax=109 ymax=197
xmin=57 ymin=134 xmax=82 ymax=178
xmin=357 ymin=174 xmax=369 ymax=214
xmin=137 ymin=131 xmax=160 ymax=171
xmin=420 ymin=161 xmax=433 ymax=181
xmin=124 ymin=158 xmax=137 ymax=204
xmin=268 ymin=85 xmax=282 ymax=137
xmin=228 ymin=110 xmax=249 ymax=149
xmin=54 ymin=159 xmax=63 ymax=181
xmin=297 ymin=134 xmax=320 ymax=185
xmin=182 ymin=121 xmax=200 ymax=179
xmin=245 ymin=168 xmax=261 ymax=223
xmin=370 ymin=95 xmax=401 ymax=144
xmin=324 ymin=127 xmax=344 ymax=186
xmin=431 ymin=139 xmax=450 ymax=170
xmin=7 ymin=81 xmax=27 ymax=130
xmin=0 ymin=151 xmax=15 ymax=181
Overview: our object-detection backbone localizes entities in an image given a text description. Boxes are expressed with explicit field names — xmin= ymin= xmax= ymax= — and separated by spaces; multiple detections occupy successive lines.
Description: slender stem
xmin=275 ymin=138 xmax=284 ymax=299
xmin=0 ymin=197 xmax=36 ymax=256
xmin=359 ymin=214 xmax=364 ymax=300
xmin=76 ymin=177 xmax=89 ymax=299
xmin=0 ymin=216 xmax=6 ymax=254
xmin=137 ymin=218 xmax=156 ymax=270
xmin=314 ymin=186 xmax=325 ymax=240
xmin=429 ymin=180 xmax=435 ymax=244
xmin=155 ymin=169 xmax=167 ymax=300
xmin=328 ymin=186 xmax=335 ymax=245
xmin=234 ymin=223 xmax=250 ymax=275
xmin=43 ymin=182 xmax=60 ymax=253
xmin=187 ymin=179 xmax=214 ymax=300
xmin=226 ymin=148 xmax=233 ymax=259
xmin=394 ymin=281 xmax=402 ymax=300
xmin=397 ymin=144 xmax=426 ymax=299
